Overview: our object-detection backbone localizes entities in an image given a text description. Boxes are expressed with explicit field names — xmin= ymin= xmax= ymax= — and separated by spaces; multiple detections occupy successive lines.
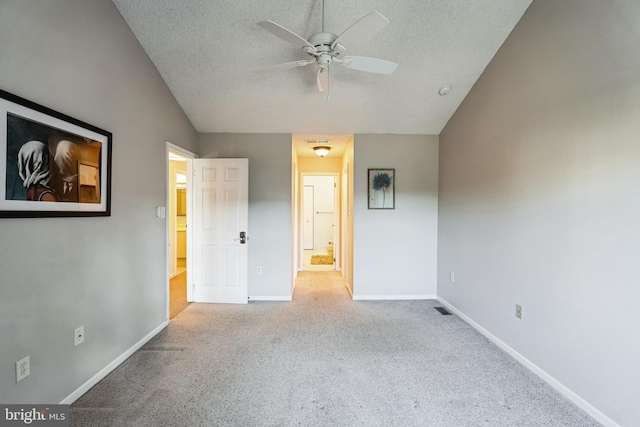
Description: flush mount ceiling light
xmin=313 ymin=146 xmax=331 ymax=157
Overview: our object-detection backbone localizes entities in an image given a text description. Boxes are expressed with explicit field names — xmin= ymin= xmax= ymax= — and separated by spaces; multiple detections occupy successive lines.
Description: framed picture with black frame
xmin=0 ymin=89 xmax=112 ymax=218
xmin=368 ymin=168 xmax=395 ymax=209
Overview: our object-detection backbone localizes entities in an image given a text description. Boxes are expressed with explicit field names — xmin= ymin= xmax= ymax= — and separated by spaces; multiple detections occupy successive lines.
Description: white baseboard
xmin=345 ymin=282 xmax=354 ymax=299
xmin=436 ymin=297 xmax=619 ymax=427
xmin=60 ymin=321 xmax=168 ymax=405
xmin=353 ymin=294 xmax=437 ymax=301
xmin=249 ymin=296 xmax=292 ymax=301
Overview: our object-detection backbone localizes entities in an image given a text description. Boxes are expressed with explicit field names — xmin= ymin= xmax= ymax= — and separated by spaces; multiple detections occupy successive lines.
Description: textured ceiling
xmin=113 ymin=0 xmax=532 ymax=135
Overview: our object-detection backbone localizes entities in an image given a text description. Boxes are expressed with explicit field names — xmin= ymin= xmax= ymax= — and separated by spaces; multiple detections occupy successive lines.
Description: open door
xmin=193 ymin=158 xmax=248 ymax=304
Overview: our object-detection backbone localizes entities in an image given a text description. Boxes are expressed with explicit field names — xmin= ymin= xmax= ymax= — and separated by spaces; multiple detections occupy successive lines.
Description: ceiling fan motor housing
xmin=308 ymin=33 xmax=338 ymax=51
xmin=307 ymin=33 xmax=345 ymax=69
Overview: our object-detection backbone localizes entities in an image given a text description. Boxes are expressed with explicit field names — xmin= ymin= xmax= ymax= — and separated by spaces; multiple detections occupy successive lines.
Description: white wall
xmin=438 ymin=1 xmax=640 ymax=425
xmin=0 ymin=0 xmax=197 ymax=403
xmin=353 ymin=134 xmax=439 ymax=298
xmin=197 ymin=133 xmax=292 ymax=299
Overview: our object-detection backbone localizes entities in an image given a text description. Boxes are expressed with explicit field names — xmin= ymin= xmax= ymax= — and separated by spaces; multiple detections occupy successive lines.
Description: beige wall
xmin=341 ymin=139 xmax=355 ymax=293
xmin=168 ymin=159 xmax=188 ymax=277
xmin=0 ymin=0 xmax=197 ymax=404
xmin=438 ymin=0 xmax=640 ymax=425
xmin=298 ymin=156 xmax=343 ymax=173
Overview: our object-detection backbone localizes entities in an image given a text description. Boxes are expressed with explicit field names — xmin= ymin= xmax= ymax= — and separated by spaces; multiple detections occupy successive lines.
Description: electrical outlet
xmin=74 ymin=326 xmax=85 ymax=347
xmin=256 ymin=266 xmax=262 ymax=275
xmin=16 ymin=356 xmax=30 ymax=382
xmin=450 ymin=272 xmax=455 ymax=283
xmin=515 ymin=304 xmax=523 ymax=319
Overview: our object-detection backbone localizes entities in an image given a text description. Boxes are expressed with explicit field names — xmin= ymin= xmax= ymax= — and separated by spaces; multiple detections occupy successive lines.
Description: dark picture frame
xmin=368 ymin=168 xmax=395 ymax=209
xmin=0 ymin=89 xmax=112 ymax=218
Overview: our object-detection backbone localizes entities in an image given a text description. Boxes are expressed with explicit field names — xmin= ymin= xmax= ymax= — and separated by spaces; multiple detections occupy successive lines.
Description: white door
xmin=303 ymin=185 xmax=314 ymax=250
xmin=193 ymin=158 xmax=248 ymax=304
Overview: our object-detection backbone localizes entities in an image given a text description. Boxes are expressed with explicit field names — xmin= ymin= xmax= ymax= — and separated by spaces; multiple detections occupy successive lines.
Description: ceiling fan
xmin=256 ymin=1 xmax=398 ymax=96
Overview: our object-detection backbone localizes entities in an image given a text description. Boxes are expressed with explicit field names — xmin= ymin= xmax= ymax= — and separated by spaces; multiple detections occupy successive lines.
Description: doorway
xmin=167 ymin=144 xmax=195 ymax=319
xmin=301 ymin=174 xmax=338 ymax=271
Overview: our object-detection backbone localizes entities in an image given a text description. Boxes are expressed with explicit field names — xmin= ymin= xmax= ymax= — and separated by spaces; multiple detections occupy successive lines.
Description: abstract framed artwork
xmin=368 ymin=168 xmax=395 ymax=209
xmin=0 ymin=89 xmax=112 ymax=218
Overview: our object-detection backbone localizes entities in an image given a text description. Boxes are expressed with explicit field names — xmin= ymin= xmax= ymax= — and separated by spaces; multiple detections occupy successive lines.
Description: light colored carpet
xmin=169 ymin=271 xmax=189 ymax=319
xmin=70 ymin=271 xmax=600 ymax=426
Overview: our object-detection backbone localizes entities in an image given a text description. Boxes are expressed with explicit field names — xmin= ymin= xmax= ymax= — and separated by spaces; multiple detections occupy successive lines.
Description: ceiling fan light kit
xmin=256 ymin=1 xmax=398 ymax=97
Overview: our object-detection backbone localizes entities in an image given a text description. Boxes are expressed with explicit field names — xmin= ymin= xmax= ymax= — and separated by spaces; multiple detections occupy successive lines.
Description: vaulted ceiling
xmin=113 ymin=0 xmax=532 ymax=135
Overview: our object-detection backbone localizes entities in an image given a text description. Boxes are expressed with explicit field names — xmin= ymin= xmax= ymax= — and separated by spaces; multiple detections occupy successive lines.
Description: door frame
xmin=303 ymin=185 xmax=314 ymax=250
xmin=299 ymin=172 xmax=340 ymax=271
xmin=166 ymin=142 xmax=197 ymax=320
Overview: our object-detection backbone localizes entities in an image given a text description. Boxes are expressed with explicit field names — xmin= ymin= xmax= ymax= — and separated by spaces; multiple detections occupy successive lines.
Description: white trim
xmin=60 ymin=321 xmax=168 ymax=405
xmin=166 ymin=142 xmax=197 ymax=317
xmin=345 ymin=282 xmax=354 ymax=299
xmin=167 ymin=142 xmax=198 ymax=160
xmin=353 ymin=294 xmax=437 ymax=300
xmin=437 ymin=297 xmax=620 ymax=427
xmin=249 ymin=296 xmax=293 ymax=301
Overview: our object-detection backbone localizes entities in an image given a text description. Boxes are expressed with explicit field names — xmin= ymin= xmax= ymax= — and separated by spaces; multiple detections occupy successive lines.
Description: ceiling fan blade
xmin=331 ymin=11 xmax=389 ymax=50
xmin=255 ymin=60 xmax=314 ymax=74
xmin=340 ymin=56 xmax=398 ymax=74
xmin=258 ymin=20 xmax=317 ymax=52
xmin=317 ymin=68 xmax=329 ymax=92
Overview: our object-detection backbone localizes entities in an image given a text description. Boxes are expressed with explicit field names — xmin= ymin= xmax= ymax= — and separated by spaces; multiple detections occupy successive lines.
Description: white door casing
xmin=303 ymin=185 xmax=314 ymax=250
xmin=193 ymin=158 xmax=248 ymax=304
